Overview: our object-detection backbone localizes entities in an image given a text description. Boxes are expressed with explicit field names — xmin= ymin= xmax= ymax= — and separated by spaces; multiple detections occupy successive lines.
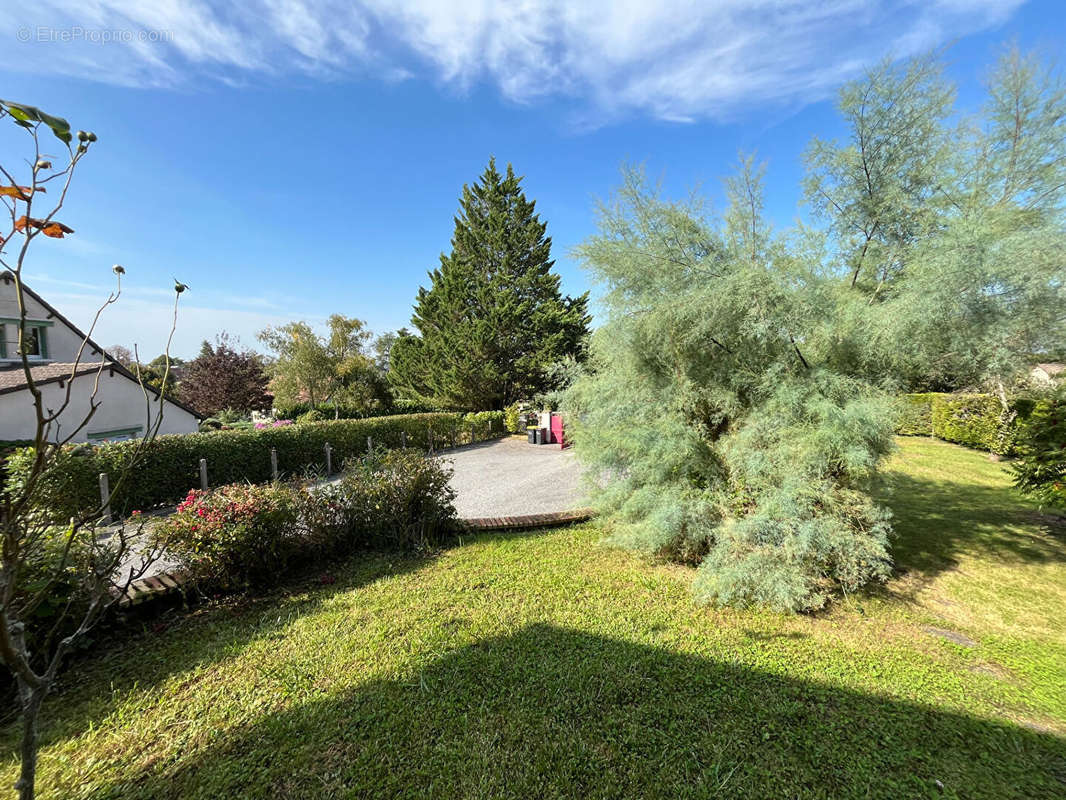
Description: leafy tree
xmin=390 ymin=158 xmax=590 ymax=410
xmin=177 ymin=333 xmax=271 ymax=417
xmin=141 ymin=353 xmax=185 ymax=397
xmin=258 ymin=315 xmax=386 ymax=416
xmin=568 ymin=48 xmax=1066 ymax=612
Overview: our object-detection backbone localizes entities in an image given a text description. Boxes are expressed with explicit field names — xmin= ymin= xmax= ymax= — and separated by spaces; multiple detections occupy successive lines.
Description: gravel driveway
xmin=439 ymin=436 xmax=585 ymax=519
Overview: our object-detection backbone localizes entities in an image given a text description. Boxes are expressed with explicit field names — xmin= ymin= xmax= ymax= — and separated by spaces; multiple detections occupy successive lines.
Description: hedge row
xmin=7 ymin=411 xmax=505 ymax=521
xmin=896 ymin=393 xmax=1015 ymax=454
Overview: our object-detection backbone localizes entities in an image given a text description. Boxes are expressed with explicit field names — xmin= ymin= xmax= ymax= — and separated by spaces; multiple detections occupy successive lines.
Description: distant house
xmin=1030 ymin=363 xmax=1065 ymax=386
xmin=0 ymin=272 xmax=200 ymax=443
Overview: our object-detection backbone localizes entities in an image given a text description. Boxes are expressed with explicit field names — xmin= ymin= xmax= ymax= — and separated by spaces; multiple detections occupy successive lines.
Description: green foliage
xmin=155 ymin=451 xmax=460 ymax=590
xmin=156 ymin=483 xmax=301 ymax=589
xmin=504 ymin=402 xmax=522 ymax=434
xmin=804 ymin=49 xmax=1066 ymax=390
xmin=895 ymin=393 xmax=939 ymax=436
xmin=296 ymin=409 xmax=327 ymax=424
xmin=320 ymin=448 xmax=461 ymax=551
xmin=568 ymin=47 xmax=1066 ymax=611
xmin=0 ymin=98 xmax=73 ymax=143
xmin=461 ymin=410 xmax=506 ymax=439
xmin=389 ymin=158 xmax=590 ymax=410
xmin=215 ymin=408 xmax=249 ymax=425
xmin=6 ymin=523 xmax=94 ymax=670
xmin=567 ymin=160 xmax=899 ymax=612
xmin=930 ymin=394 xmax=1014 ymax=454
xmin=1010 ymin=384 xmax=1066 ymax=508
xmin=5 ymin=412 xmax=505 ymax=522
xmin=258 ymin=315 xmax=388 ymax=413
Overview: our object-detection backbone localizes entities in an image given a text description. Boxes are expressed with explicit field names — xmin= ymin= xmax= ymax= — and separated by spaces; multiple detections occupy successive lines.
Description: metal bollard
xmin=199 ymin=458 xmax=208 ymax=490
xmin=324 ymin=442 xmax=333 ymax=475
xmin=270 ymin=447 xmax=278 ymax=480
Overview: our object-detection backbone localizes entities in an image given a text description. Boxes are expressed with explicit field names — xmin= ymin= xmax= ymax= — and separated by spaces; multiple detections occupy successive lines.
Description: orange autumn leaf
xmin=14 ymin=215 xmax=73 ymax=237
xmin=41 ymin=222 xmax=71 ymax=238
xmin=0 ymin=185 xmax=44 ymax=200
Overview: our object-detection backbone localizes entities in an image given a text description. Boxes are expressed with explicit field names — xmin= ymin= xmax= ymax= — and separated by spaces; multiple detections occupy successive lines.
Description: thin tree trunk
xmin=14 ymin=686 xmax=43 ymax=800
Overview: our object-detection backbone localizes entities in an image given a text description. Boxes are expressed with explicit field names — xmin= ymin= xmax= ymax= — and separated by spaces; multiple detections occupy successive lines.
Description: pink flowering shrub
xmin=155 ymin=483 xmax=300 ymax=588
xmin=153 ymin=451 xmax=460 ymax=592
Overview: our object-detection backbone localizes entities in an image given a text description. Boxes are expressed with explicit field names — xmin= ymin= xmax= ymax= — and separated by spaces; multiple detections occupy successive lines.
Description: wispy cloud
xmin=5 ymin=1 xmax=1024 ymax=121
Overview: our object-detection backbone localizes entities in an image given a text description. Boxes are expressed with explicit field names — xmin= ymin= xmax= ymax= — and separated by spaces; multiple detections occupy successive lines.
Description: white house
xmin=0 ymin=272 xmax=200 ymax=443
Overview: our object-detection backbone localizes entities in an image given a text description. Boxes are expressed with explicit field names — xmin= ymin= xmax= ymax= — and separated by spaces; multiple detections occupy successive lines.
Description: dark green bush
xmin=307 ymin=448 xmax=461 ymax=552
xmin=296 ymin=408 xmax=327 ymax=424
xmin=930 ymin=393 xmax=1014 ymax=454
xmin=1010 ymin=385 xmax=1066 ymax=509
xmin=895 ymin=393 xmax=939 ymax=436
xmin=4 ymin=412 xmax=505 ymax=522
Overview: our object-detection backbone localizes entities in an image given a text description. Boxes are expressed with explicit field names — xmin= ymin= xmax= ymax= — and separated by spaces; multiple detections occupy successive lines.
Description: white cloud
xmin=5 ymin=0 xmax=1025 ymax=120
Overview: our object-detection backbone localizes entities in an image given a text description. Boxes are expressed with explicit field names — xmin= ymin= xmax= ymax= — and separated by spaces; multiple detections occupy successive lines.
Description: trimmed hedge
xmin=1010 ymin=384 xmax=1066 ymax=509
xmin=6 ymin=411 xmax=505 ymax=521
xmin=897 ymin=392 xmax=1017 ymax=454
xmin=895 ymin=393 xmax=937 ymax=436
xmin=930 ymin=393 xmax=1014 ymax=454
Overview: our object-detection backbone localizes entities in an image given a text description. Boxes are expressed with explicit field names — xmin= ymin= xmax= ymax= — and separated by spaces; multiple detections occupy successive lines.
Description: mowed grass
xmin=2 ymin=438 xmax=1065 ymax=799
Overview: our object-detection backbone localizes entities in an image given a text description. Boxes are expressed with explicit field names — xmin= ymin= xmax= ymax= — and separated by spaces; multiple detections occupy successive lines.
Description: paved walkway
xmin=439 ymin=436 xmax=585 ymax=519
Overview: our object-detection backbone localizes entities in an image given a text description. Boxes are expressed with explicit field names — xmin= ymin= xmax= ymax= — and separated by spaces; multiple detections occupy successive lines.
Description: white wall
xmin=0 ymin=279 xmax=105 ymax=364
xmin=0 ymin=369 xmax=199 ymax=443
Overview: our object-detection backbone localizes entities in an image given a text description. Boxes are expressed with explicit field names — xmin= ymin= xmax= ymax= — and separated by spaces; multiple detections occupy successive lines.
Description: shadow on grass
xmin=85 ymin=624 xmax=1065 ymax=800
xmin=1 ymin=526 xmax=562 ymax=752
xmin=876 ymin=468 xmax=1066 ymax=585
xmin=0 ymin=546 xmax=435 ymax=745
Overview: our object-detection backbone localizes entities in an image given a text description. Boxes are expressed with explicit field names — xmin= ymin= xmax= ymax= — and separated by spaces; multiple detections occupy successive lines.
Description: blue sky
xmin=0 ymin=0 xmax=1062 ymax=358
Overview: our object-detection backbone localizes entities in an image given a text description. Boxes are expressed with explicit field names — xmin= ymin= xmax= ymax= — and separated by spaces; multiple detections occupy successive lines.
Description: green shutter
xmin=37 ymin=325 xmax=48 ymax=359
xmin=0 ymin=324 xmax=6 ymax=358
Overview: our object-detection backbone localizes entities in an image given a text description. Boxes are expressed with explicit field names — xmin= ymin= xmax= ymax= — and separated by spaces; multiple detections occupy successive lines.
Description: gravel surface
xmin=440 ymin=436 xmax=585 ymax=519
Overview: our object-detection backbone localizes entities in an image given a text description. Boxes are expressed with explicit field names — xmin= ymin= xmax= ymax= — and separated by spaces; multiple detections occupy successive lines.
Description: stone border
xmin=114 ymin=509 xmax=595 ymax=607
xmin=463 ymin=508 xmax=595 ymax=531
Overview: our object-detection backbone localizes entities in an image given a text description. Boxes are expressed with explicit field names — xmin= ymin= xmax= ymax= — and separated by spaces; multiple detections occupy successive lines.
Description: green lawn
xmin=3 ymin=438 xmax=1065 ymax=799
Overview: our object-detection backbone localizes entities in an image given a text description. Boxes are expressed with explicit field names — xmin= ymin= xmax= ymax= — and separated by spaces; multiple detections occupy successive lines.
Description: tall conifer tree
xmin=391 ymin=158 xmax=589 ymax=410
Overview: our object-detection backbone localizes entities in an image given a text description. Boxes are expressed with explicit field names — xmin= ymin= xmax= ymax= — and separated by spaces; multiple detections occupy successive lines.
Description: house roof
xmin=0 ymin=271 xmax=203 ymax=418
xmin=0 ymin=362 xmax=102 ymax=394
